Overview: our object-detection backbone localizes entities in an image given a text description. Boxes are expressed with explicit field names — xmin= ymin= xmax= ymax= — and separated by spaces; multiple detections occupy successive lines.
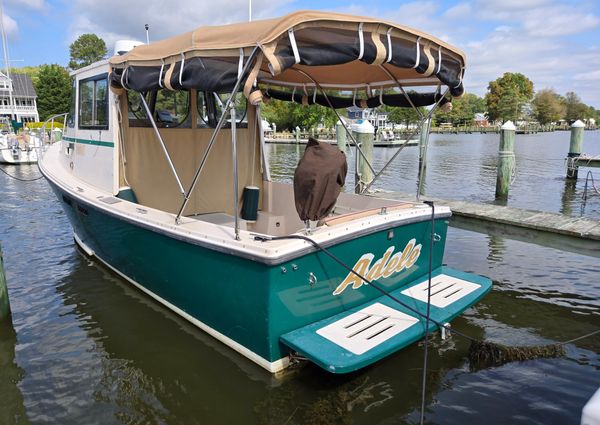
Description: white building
xmin=346 ymin=106 xmax=388 ymax=129
xmin=0 ymin=72 xmax=39 ymax=123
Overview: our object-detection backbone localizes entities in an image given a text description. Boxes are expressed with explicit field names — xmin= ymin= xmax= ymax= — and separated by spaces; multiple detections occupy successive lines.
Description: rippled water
xmin=1 ymin=134 xmax=599 ymax=425
xmin=269 ymin=130 xmax=600 ymax=219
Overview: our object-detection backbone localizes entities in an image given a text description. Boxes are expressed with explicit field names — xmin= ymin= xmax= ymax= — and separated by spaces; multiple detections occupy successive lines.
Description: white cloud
xmin=1 ymin=14 xmax=18 ymax=39
xmin=68 ymin=0 xmax=291 ymax=49
xmin=6 ymin=0 xmax=46 ymax=10
xmin=443 ymin=3 xmax=472 ymax=20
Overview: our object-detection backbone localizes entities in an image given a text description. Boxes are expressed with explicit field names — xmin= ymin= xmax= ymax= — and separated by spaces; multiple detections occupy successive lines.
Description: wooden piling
xmin=418 ymin=119 xmax=431 ymax=175
xmin=353 ymin=120 xmax=374 ymax=194
xmin=336 ymin=120 xmax=347 ymax=151
xmin=495 ymin=120 xmax=516 ymax=199
xmin=566 ymin=120 xmax=585 ymax=179
xmin=0 ymin=243 xmax=11 ymax=322
xmin=295 ymin=126 xmax=300 ymax=144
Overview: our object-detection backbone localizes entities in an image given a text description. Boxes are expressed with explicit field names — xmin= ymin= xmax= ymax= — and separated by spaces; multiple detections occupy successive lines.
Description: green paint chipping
xmin=63 ymin=136 xmax=114 ymax=148
xmin=0 ymin=244 xmax=11 ymax=321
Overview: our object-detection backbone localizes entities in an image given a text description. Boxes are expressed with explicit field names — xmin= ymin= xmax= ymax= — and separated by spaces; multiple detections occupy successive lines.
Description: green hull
xmin=50 ymin=182 xmax=448 ymax=367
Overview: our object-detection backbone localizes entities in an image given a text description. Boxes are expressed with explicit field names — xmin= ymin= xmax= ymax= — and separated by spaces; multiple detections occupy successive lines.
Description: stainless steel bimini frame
xmin=173 ymin=46 xmax=261 ymax=226
xmin=289 ymin=66 xmax=448 ymax=198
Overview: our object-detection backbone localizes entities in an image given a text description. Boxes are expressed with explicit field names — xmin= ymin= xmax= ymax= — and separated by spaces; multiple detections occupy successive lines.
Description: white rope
xmin=454 ymin=66 xmax=465 ymax=89
xmin=379 ymin=88 xmax=384 ymax=105
xmin=238 ymin=48 xmax=244 ymax=78
xmin=158 ymin=60 xmax=165 ymax=88
xmin=179 ymin=53 xmax=185 ymax=87
xmin=120 ymin=67 xmax=128 ymax=89
xmin=412 ymin=36 xmax=421 ymax=69
xmin=358 ymin=23 xmax=364 ymax=60
xmin=291 ymin=86 xmax=296 ymax=103
xmin=386 ymin=27 xmax=393 ymax=63
xmin=352 ymin=89 xmax=357 ymax=107
xmin=436 ymin=47 xmax=442 ymax=75
xmin=288 ymin=28 xmax=300 ymax=64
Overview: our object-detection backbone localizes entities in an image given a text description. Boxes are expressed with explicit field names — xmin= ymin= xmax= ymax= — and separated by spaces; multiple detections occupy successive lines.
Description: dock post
xmin=0 ymin=243 xmax=11 ymax=322
xmin=566 ymin=120 xmax=585 ymax=179
xmin=353 ymin=120 xmax=374 ymax=194
xmin=295 ymin=126 xmax=300 ymax=144
xmin=336 ymin=120 xmax=347 ymax=151
xmin=495 ymin=120 xmax=516 ymax=199
xmin=417 ymin=119 xmax=431 ymax=198
xmin=418 ymin=119 xmax=431 ymax=175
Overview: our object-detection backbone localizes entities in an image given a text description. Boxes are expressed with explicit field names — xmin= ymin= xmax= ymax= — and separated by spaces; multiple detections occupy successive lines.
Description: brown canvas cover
xmin=294 ymin=138 xmax=348 ymax=222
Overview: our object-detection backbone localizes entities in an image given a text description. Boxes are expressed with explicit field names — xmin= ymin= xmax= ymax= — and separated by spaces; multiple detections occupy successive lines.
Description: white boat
xmin=38 ymin=11 xmax=491 ymax=374
xmin=0 ymin=132 xmax=40 ymax=164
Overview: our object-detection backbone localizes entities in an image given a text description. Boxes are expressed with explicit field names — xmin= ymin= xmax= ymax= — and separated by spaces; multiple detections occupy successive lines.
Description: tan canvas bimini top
xmin=109 ymin=10 xmax=466 ymax=99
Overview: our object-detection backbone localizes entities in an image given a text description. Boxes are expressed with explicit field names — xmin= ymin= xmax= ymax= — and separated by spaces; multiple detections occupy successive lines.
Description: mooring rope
xmin=0 ymin=166 xmax=44 ymax=182
xmin=420 ymin=200 xmax=435 ymax=425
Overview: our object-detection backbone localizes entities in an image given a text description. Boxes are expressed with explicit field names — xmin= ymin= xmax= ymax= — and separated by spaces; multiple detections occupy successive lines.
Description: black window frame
xmin=78 ymin=73 xmax=109 ymax=130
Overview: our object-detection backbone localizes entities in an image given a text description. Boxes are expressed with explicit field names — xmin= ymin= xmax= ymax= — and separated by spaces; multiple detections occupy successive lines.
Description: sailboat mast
xmin=0 ymin=0 xmax=15 ymax=122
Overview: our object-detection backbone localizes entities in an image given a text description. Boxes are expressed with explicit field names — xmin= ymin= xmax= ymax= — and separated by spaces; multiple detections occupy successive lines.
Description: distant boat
xmin=0 ymin=129 xmax=40 ymax=164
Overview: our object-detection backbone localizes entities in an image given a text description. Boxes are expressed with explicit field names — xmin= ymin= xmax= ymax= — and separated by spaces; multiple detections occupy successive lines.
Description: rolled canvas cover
xmin=109 ymin=10 xmax=466 ymax=97
xmin=294 ymin=138 xmax=348 ymax=222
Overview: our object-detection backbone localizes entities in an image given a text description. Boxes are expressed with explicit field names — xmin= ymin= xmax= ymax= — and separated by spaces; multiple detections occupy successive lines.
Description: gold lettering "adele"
xmin=332 ymin=239 xmax=422 ymax=296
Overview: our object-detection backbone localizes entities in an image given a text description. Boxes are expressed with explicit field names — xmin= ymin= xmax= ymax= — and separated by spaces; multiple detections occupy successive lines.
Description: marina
xmin=0 ymin=3 xmax=598 ymax=424
xmin=1 ymin=130 xmax=599 ymax=423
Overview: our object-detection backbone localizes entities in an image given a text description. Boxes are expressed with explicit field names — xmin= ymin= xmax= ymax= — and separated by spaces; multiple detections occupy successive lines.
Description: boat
xmin=38 ymin=11 xmax=491 ymax=374
xmin=0 ymin=130 xmax=40 ymax=164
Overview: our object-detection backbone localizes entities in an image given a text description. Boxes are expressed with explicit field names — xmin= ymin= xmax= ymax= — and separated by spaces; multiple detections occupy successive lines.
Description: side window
xmin=78 ymin=74 xmax=108 ymax=129
xmin=196 ymin=91 xmax=247 ymax=128
xmin=128 ymin=89 xmax=190 ymax=128
xmin=67 ymin=78 xmax=75 ymax=128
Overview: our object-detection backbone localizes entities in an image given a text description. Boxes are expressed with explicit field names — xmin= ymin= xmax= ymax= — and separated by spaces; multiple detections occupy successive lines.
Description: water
xmin=269 ymin=130 xmax=600 ymax=219
xmin=1 ymin=133 xmax=599 ymax=424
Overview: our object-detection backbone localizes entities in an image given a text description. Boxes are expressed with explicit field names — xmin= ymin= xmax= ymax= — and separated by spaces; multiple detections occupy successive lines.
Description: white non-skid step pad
xmin=401 ymin=274 xmax=481 ymax=308
xmin=316 ymin=303 xmax=419 ymax=355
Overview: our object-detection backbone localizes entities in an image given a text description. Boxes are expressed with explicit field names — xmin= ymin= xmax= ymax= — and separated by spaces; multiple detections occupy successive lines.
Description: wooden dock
xmin=385 ymin=192 xmax=600 ymax=256
xmin=572 ymin=155 xmax=600 ymax=169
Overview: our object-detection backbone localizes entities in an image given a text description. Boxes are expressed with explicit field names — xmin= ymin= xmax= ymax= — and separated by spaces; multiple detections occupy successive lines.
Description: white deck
xmin=39 ymin=142 xmax=450 ymax=264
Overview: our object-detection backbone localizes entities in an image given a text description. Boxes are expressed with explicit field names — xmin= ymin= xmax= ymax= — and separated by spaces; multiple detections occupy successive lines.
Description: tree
xmin=386 ymin=105 xmax=425 ymax=128
xmin=35 ymin=64 xmax=72 ymax=121
xmin=485 ymin=72 xmax=534 ymax=123
xmin=261 ymin=98 xmax=337 ymax=130
xmin=69 ymin=34 xmax=107 ymax=70
xmin=562 ymin=92 xmax=588 ymax=122
xmin=532 ymin=89 xmax=565 ymax=124
xmin=433 ymin=93 xmax=485 ymax=126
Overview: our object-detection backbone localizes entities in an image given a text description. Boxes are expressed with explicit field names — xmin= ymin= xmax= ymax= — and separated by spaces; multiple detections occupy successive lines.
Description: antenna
xmin=248 ymin=0 xmax=252 ymax=22
xmin=145 ymin=24 xmax=150 ymax=44
xmin=0 ymin=0 xmax=15 ymax=121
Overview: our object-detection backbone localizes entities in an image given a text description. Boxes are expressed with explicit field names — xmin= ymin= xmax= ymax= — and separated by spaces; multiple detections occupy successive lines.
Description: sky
xmin=2 ymin=0 xmax=599 ymax=107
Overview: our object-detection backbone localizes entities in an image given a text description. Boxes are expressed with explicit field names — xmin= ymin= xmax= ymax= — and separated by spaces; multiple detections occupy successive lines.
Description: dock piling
xmin=353 ymin=120 xmax=374 ymax=194
xmin=495 ymin=121 xmax=516 ymax=199
xmin=566 ymin=120 xmax=585 ymax=179
xmin=0 ymin=243 xmax=11 ymax=322
xmin=336 ymin=120 xmax=347 ymax=151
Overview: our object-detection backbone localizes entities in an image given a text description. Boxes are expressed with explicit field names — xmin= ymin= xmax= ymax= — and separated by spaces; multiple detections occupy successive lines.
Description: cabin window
xmin=127 ymin=89 xmax=190 ymax=128
xmin=196 ymin=91 xmax=247 ymax=128
xmin=78 ymin=74 xmax=108 ymax=129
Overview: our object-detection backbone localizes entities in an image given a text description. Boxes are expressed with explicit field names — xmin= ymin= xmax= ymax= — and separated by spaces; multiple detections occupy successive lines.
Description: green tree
xmin=35 ymin=64 xmax=72 ymax=121
xmin=532 ymin=88 xmax=565 ymax=124
xmin=261 ymin=99 xmax=337 ymax=130
xmin=562 ymin=92 xmax=588 ymax=122
xmin=433 ymin=93 xmax=485 ymax=126
xmin=485 ymin=72 xmax=534 ymax=123
xmin=69 ymin=34 xmax=107 ymax=70
xmin=387 ymin=106 xmax=423 ymax=127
